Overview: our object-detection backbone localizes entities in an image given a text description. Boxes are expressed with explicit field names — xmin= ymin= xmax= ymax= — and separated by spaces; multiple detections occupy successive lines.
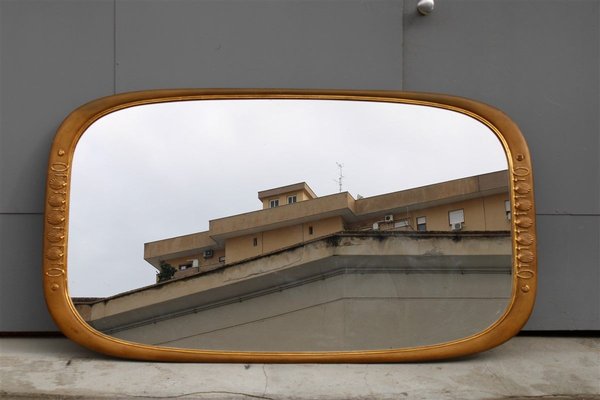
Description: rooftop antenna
xmin=335 ymin=162 xmax=344 ymax=193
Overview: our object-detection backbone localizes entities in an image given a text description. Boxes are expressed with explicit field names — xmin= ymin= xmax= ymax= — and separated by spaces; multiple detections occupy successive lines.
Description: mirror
xmin=44 ymin=90 xmax=537 ymax=361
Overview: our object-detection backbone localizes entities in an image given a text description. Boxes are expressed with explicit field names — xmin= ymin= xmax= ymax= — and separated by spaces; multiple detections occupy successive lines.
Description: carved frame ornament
xmin=43 ymin=89 xmax=536 ymax=362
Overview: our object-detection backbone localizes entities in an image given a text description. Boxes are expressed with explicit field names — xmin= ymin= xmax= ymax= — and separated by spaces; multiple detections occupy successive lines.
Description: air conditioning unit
xmin=451 ymin=222 xmax=463 ymax=231
xmin=372 ymin=222 xmax=379 ymax=230
xmin=203 ymin=249 xmax=214 ymax=259
xmin=384 ymin=214 xmax=394 ymax=222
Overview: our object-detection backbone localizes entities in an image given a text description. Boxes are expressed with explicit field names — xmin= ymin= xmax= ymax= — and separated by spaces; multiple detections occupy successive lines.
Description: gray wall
xmin=1 ymin=0 xmax=598 ymax=331
xmin=107 ymin=273 xmax=511 ymax=351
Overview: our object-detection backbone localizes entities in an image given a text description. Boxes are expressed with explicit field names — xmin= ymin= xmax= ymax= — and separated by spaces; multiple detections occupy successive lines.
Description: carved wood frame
xmin=43 ymin=89 xmax=536 ymax=362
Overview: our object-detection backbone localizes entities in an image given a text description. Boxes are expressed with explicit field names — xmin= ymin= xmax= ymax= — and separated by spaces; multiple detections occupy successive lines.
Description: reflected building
xmin=144 ymin=170 xmax=511 ymax=279
xmin=74 ymin=170 xmax=513 ymax=351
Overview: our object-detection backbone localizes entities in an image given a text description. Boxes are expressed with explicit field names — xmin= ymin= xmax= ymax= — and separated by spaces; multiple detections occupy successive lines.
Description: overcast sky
xmin=68 ymin=99 xmax=508 ymax=297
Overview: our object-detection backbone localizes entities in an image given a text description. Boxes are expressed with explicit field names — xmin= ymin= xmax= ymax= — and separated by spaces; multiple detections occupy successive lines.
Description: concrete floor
xmin=0 ymin=337 xmax=598 ymax=400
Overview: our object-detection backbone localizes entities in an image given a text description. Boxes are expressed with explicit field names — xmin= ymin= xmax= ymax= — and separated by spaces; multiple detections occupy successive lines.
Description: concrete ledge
xmin=1 ymin=337 xmax=598 ymax=399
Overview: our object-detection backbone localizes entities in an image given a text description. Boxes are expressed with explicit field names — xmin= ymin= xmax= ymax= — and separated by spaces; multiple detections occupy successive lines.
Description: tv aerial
xmin=334 ymin=162 xmax=344 ymax=193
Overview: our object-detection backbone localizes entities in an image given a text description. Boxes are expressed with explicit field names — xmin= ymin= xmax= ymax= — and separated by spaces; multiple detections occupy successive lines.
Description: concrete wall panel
xmin=114 ymin=0 xmax=404 ymax=91
xmin=402 ymin=0 xmax=600 ymax=215
xmin=525 ymin=215 xmax=600 ymax=330
xmin=0 ymin=215 xmax=57 ymax=331
xmin=0 ymin=0 xmax=115 ymax=213
xmin=402 ymin=0 xmax=600 ymax=331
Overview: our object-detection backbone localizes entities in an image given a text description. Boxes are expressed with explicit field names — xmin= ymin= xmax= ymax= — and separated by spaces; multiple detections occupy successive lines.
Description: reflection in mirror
xmin=69 ymin=100 xmax=511 ymax=351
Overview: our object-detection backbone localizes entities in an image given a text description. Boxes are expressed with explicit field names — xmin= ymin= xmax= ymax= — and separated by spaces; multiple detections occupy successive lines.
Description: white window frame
xmin=269 ymin=199 xmax=279 ymax=208
xmin=416 ymin=216 xmax=427 ymax=231
xmin=449 ymin=209 xmax=465 ymax=225
xmin=287 ymin=195 xmax=297 ymax=204
xmin=179 ymin=263 xmax=192 ymax=271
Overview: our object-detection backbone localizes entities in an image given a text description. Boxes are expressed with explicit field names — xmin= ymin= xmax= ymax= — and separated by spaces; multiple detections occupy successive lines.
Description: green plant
xmin=157 ymin=261 xmax=176 ymax=283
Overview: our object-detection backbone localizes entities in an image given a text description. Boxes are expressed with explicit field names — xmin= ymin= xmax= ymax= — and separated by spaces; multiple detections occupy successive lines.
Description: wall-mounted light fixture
xmin=417 ymin=0 xmax=435 ymax=15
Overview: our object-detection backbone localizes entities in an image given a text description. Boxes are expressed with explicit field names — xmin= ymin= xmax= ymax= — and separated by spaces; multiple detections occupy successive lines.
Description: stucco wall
xmin=347 ymin=192 xmax=510 ymax=232
xmin=225 ymin=216 xmax=344 ymax=263
xmin=112 ymin=272 xmax=511 ymax=351
xmin=261 ymin=188 xmax=314 ymax=209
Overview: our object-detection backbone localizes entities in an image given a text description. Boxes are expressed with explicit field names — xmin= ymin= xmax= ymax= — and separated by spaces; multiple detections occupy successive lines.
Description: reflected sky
xmin=68 ymin=100 xmax=507 ymax=297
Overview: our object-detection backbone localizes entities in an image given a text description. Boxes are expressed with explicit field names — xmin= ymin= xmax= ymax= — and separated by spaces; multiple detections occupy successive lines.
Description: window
xmin=269 ymin=199 xmax=279 ymax=208
xmin=416 ymin=216 xmax=427 ymax=231
xmin=179 ymin=259 xmax=197 ymax=270
xmin=505 ymin=200 xmax=511 ymax=220
xmin=179 ymin=262 xmax=192 ymax=271
xmin=253 ymin=237 xmax=258 ymax=247
xmin=287 ymin=195 xmax=297 ymax=204
xmin=449 ymin=209 xmax=465 ymax=226
xmin=394 ymin=218 xmax=410 ymax=228
xmin=308 ymin=226 xmax=314 ymax=235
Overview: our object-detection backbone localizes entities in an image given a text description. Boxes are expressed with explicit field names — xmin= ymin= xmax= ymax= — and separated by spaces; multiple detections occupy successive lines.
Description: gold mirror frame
xmin=43 ymin=89 xmax=536 ymax=362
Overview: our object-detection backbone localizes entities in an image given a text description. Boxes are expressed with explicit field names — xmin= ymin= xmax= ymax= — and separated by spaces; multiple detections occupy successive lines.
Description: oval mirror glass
xmin=66 ymin=98 xmax=513 ymax=351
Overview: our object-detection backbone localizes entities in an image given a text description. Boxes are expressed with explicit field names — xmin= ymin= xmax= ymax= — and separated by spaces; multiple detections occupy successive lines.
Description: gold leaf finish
xmin=515 ymin=217 xmax=534 ymax=228
xmin=47 ymin=229 xmax=65 ymax=243
xmin=515 ymin=199 xmax=532 ymax=211
xmin=43 ymin=89 xmax=537 ymax=363
xmin=517 ymin=233 xmax=534 ymax=246
xmin=46 ymin=212 xmax=65 ymax=225
xmin=46 ymin=247 xmax=64 ymax=261
xmin=48 ymin=194 xmax=66 ymax=207
xmin=515 ymin=183 xmax=532 ymax=195
xmin=48 ymin=176 xmax=67 ymax=190
xmin=46 ymin=267 xmax=65 ymax=278
xmin=517 ymin=251 xmax=535 ymax=263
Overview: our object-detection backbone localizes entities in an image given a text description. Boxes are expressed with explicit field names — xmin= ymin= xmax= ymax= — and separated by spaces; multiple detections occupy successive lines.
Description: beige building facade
xmin=144 ymin=170 xmax=510 ymax=280
xmin=79 ymin=231 xmax=512 ymax=350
